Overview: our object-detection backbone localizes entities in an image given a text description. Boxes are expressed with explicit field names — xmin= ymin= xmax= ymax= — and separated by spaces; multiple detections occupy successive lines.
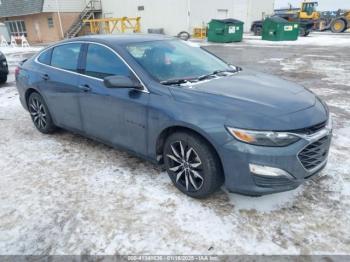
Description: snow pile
xmin=242 ymin=33 xmax=350 ymax=47
xmin=199 ymin=32 xmax=350 ymax=47
xmin=0 ymin=46 xmax=43 ymax=55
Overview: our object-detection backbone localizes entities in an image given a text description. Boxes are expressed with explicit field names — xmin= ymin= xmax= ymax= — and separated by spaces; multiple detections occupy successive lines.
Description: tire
xmin=177 ymin=31 xmax=190 ymax=41
xmin=331 ymin=19 xmax=346 ymax=33
xmin=299 ymin=27 xmax=306 ymax=36
xmin=0 ymin=75 xmax=7 ymax=84
xmin=163 ymin=131 xmax=224 ymax=198
xmin=254 ymin=26 xmax=262 ymax=36
xmin=28 ymin=92 xmax=56 ymax=134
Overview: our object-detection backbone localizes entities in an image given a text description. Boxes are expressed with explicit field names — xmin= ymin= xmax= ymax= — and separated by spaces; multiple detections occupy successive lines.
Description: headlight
xmin=326 ymin=113 xmax=332 ymax=130
xmin=227 ymin=127 xmax=300 ymax=147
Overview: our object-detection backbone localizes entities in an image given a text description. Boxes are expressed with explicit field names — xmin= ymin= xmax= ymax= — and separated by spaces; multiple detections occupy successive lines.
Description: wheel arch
xmin=24 ymin=88 xmax=56 ymax=125
xmin=155 ymin=125 xmax=224 ymax=179
xmin=25 ymin=88 xmax=40 ymax=107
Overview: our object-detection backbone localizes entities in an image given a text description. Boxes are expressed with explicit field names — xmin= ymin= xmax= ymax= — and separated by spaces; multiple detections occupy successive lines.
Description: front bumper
xmin=219 ymin=128 xmax=332 ymax=196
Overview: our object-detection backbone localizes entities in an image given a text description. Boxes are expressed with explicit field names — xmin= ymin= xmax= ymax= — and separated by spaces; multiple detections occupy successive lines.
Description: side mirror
xmin=104 ymin=75 xmax=143 ymax=89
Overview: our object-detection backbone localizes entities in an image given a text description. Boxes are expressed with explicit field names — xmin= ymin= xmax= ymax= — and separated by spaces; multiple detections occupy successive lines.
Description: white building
xmin=100 ymin=0 xmax=275 ymax=35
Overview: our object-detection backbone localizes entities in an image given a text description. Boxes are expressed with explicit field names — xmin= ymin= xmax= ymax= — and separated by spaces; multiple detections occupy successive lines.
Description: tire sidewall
xmin=254 ymin=27 xmax=262 ymax=36
xmin=331 ymin=20 xmax=345 ymax=33
xmin=28 ymin=92 xmax=55 ymax=134
xmin=164 ymin=132 xmax=223 ymax=198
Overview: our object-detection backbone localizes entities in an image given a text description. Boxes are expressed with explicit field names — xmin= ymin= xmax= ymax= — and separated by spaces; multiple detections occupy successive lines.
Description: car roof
xmin=65 ymin=34 xmax=175 ymax=46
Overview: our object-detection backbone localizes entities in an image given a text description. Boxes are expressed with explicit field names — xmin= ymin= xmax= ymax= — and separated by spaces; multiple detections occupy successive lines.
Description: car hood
xmin=170 ymin=69 xmax=327 ymax=130
xmin=192 ymin=69 xmax=315 ymax=115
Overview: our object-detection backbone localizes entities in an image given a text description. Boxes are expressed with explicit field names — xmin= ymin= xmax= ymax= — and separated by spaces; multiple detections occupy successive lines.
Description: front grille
xmin=291 ymin=121 xmax=327 ymax=135
xmin=298 ymin=135 xmax=331 ymax=171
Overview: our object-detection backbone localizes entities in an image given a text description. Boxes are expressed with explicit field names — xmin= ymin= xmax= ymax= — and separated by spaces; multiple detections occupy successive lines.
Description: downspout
xmin=55 ymin=0 xmax=64 ymax=39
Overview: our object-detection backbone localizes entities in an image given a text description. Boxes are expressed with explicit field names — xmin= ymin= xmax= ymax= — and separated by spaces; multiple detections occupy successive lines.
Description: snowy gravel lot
xmin=0 ymin=33 xmax=350 ymax=255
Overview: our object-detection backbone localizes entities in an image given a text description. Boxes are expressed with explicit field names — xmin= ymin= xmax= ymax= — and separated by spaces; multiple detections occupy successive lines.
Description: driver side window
xmin=85 ymin=44 xmax=131 ymax=79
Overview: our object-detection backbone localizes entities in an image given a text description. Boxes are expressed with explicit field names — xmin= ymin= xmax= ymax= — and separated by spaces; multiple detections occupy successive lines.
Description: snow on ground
xmin=0 ymin=46 xmax=43 ymax=55
xmin=199 ymin=32 xmax=350 ymax=47
xmin=0 ymin=35 xmax=350 ymax=255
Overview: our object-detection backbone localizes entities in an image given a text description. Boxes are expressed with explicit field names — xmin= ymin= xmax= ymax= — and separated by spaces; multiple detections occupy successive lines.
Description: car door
xmin=40 ymin=43 xmax=84 ymax=131
xmin=78 ymin=43 xmax=149 ymax=155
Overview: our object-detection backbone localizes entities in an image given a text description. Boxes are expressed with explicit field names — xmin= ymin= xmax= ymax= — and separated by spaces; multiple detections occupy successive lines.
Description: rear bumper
xmin=219 ymin=129 xmax=332 ymax=196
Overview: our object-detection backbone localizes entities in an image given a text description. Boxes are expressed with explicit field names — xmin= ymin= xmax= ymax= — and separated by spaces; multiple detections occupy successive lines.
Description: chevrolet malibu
xmin=16 ymin=35 xmax=332 ymax=198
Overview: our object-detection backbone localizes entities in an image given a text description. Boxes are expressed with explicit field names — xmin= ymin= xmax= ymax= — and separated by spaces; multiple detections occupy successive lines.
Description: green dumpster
xmin=207 ymin=19 xmax=244 ymax=43
xmin=262 ymin=16 xmax=299 ymax=41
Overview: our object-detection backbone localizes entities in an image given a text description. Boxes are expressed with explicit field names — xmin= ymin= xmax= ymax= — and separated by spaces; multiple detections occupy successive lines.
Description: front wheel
xmin=164 ymin=132 xmax=224 ymax=198
xmin=28 ymin=92 xmax=56 ymax=134
xmin=331 ymin=19 xmax=346 ymax=33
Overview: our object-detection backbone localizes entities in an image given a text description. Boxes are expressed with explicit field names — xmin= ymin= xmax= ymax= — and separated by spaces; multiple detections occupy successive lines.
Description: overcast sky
xmin=274 ymin=0 xmax=350 ymax=11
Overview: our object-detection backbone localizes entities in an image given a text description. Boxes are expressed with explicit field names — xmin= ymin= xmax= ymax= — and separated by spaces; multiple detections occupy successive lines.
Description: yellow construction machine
xmin=297 ymin=1 xmax=350 ymax=33
xmin=256 ymin=1 xmax=320 ymax=36
xmin=298 ymin=1 xmax=320 ymax=20
xmin=271 ymin=1 xmax=349 ymax=33
xmin=329 ymin=10 xmax=350 ymax=33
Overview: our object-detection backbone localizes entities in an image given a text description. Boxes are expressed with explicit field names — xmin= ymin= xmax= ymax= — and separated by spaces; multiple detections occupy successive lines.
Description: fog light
xmin=249 ymin=164 xmax=295 ymax=179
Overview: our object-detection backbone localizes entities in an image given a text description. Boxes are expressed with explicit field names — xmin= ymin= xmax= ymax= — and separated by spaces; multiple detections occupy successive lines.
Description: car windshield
xmin=126 ymin=40 xmax=233 ymax=83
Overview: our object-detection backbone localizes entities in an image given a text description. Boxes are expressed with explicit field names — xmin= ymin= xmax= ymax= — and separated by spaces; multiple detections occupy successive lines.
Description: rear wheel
xmin=177 ymin=31 xmax=190 ymax=41
xmin=331 ymin=19 xmax=346 ymax=33
xmin=164 ymin=132 xmax=224 ymax=198
xmin=28 ymin=92 xmax=56 ymax=134
xmin=254 ymin=26 xmax=262 ymax=36
xmin=299 ymin=27 xmax=310 ymax=36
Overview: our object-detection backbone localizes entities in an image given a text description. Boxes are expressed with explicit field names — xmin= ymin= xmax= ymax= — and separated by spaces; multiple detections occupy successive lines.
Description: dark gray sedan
xmin=15 ymin=34 xmax=332 ymax=198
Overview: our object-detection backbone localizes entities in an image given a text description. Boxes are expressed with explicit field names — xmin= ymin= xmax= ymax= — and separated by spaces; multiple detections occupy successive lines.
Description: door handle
xmin=78 ymin=84 xmax=91 ymax=92
xmin=42 ymin=74 xmax=49 ymax=81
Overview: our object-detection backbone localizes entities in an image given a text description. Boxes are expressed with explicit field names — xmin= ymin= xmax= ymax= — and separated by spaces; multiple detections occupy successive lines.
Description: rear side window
xmin=85 ymin=44 xmax=130 ymax=79
xmin=38 ymin=49 xmax=52 ymax=65
xmin=51 ymin=43 xmax=82 ymax=72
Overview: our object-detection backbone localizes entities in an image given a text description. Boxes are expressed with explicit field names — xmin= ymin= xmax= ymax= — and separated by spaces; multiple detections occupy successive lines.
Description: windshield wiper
xmin=160 ymin=68 xmax=241 ymax=86
xmin=198 ymin=69 xmax=238 ymax=81
xmin=160 ymin=78 xmax=194 ymax=86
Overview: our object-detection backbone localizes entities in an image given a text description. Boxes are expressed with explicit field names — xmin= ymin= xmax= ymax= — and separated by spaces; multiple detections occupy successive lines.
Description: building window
xmin=48 ymin=17 xmax=54 ymax=28
xmin=5 ymin=20 xmax=27 ymax=37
